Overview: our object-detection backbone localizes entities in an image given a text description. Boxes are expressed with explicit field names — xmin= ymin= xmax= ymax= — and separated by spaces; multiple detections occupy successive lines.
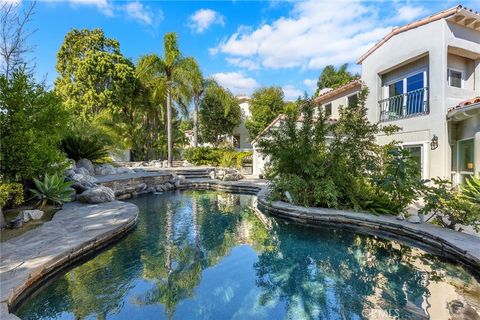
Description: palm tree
xmin=136 ymin=33 xmax=195 ymax=165
xmin=162 ymin=32 xmax=193 ymax=167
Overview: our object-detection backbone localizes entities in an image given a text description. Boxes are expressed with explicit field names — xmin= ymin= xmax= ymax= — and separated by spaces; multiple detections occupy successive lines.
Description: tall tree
xmin=0 ymin=1 xmax=36 ymax=80
xmin=245 ymin=86 xmax=285 ymax=140
xmin=315 ymin=64 xmax=356 ymax=96
xmin=161 ymin=33 xmax=194 ymax=166
xmin=55 ymin=28 xmax=136 ymax=119
xmin=188 ymin=60 xmax=203 ymax=147
xmin=199 ymin=81 xmax=241 ymax=146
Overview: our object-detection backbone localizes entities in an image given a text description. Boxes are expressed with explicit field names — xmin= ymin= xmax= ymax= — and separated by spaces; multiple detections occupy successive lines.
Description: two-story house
xmin=359 ymin=4 xmax=479 ymax=183
xmin=252 ymin=4 xmax=479 ymax=183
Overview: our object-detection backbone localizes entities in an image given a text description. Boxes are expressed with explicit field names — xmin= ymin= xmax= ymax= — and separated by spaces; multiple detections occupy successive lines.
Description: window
xmin=347 ymin=94 xmax=358 ymax=107
xmin=404 ymin=145 xmax=423 ymax=179
xmin=459 ymin=139 xmax=474 ymax=172
xmin=448 ymin=69 xmax=463 ymax=88
xmin=382 ymin=70 xmax=427 ymax=119
xmin=324 ymin=103 xmax=332 ymax=117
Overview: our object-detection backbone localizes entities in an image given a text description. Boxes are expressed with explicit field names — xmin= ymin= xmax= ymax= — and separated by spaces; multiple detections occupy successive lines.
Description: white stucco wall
xmin=361 ymin=18 xmax=480 ymax=180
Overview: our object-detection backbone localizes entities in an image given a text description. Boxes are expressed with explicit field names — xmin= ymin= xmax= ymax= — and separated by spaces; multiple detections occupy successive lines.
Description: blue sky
xmin=15 ymin=0 xmax=480 ymax=100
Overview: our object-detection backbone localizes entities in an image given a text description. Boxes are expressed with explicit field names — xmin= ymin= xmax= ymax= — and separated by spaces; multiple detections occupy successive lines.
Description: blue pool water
xmin=16 ymin=191 xmax=480 ymax=319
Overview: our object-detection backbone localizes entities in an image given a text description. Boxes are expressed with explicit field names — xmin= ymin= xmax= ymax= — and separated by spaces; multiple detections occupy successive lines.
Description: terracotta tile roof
xmin=447 ymin=96 xmax=480 ymax=113
xmin=314 ymin=79 xmax=363 ymax=103
xmin=357 ymin=5 xmax=480 ymax=64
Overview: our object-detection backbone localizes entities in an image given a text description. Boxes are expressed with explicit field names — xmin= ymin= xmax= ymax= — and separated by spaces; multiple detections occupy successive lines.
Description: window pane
xmin=407 ymin=73 xmax=424 ymax=92
xmin=406 ymin=73 xmax=425 ymax=115
xmin=347 ymin=94 xmax=358 ymax=107
xmin=449 ymin=70 xmax=462 ymax=88
xmin=459 ymin=139 xmax=474 ymax=172
xmin=324 ymin=104 xmax=332 ymax=117
xmin=389 ymin=80 xmax=403 ymax=97
xmin=404 ymin=145 xmax=422 ymax=178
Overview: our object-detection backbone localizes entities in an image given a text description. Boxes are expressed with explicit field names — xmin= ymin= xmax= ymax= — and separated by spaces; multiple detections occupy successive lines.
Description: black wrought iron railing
xmin=379 ymin=87 xmax=428 ymax=122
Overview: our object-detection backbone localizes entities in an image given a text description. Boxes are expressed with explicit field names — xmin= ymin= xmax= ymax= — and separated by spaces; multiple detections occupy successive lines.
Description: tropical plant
xmin=0 ymin=70 xmax=70 ymax=183
xmin=460 ymin=174 xmax=480 ymax=205
xmin=245 ymin=87 xmax=285 ymax=140
xmin=199 ymin=81 xmax=241 ymax=146
xmin=60 ymin=134 xmax=110 ymax=162
xmin=420 ymin=178 xmax=480 ymax=232
xmin=315 ymin=63 xmax=357 ymax=95
xmin=30 ymin=173 xmax=75 ymax=209
xmin=136 ymin=33 xmax=197 ymax=166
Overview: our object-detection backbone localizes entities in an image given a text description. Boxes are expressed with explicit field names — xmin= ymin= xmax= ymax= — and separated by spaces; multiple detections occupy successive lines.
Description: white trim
xmin=447 ymin=68 xmax=464 ymax=89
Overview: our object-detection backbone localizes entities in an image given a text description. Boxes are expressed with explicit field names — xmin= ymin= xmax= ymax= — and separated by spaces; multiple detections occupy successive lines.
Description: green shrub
xmin=0 ymin=182 xmax=24 ymax=208
xmin=184 ymin=147 xmax=253 ymax=168
xmin=220 ymin=150 xmax=252 ymax=168
xmin=30 ymin=173 xmax=75 ymax=209
xmin=259 ymin=90 xmax=399 ymax=212
xmin=61 ymin=134 xmax=110 ymax=162
xmin=420 ymin=178 xmax=479 ymax=232
xmin=184 ymin=147 xmax=222 ymax=166
xmin=0 ymin=71 xmax=70 ymax=183
xmin=374 ymin=147 xmax=423 ymax=214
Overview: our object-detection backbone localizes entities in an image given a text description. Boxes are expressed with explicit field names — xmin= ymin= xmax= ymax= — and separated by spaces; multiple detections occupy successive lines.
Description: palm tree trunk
xmin=167 ymin=84 xmax=173 ymax=167
xmin=193 ymin=95 xmax=199 ymax=147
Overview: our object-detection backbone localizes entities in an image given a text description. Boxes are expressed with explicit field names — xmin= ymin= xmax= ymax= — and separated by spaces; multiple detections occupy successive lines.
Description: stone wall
xmin=98 ymin=174 xmax=176 ymax=200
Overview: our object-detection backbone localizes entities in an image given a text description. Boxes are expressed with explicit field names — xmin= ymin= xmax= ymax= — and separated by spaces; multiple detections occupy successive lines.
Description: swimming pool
xmin=16 ymin=190 xmax=480 ymax=319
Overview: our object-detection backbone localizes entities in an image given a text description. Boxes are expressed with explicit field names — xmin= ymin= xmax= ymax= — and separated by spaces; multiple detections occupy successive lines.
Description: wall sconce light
xmin=431 ymin=134 xmax=438 ymax=150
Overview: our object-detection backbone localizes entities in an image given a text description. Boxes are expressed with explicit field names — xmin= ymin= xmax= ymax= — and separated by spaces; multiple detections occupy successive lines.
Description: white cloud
xmin=392 ymin=5 xmax=428 ymax=23
xmin=211 ymin=72 xmax=258 ymax=95
xmin=282 ymin=85 xmax=303 ymax=101
xmin=303 ymin=78 xmax=317 ymax=92
xmin=189 ymin=9 xmax=224 ymax=33
xmin=123 ymin=1 xmax=155 ymax=25
xmin=212 ymin=0 xmax=429 ymax=70
xmin=226 ymin=57 xmax=260 ymax=71
xmin=69 ymin=0 xmax=114 ymax=16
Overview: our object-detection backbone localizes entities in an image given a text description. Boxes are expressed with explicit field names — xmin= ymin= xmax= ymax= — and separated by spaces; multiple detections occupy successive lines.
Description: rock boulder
xmin=77 ymin=186 xmax=115 ymax=204
xmin=76 ymin=159 xmax=95 ymax=175
xmin=95 ymin=164 xmax=116 ymax=176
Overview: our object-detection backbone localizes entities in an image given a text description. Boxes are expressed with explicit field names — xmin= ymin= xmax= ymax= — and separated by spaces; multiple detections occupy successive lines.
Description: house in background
xmin=185 ymin=95 xmax=254 ymax=152
xmin=253 ymin=4 xmax=480 ymax=184
xmin=232 ymin=96 xmax=253 ymax=151
xmin=359 ymin=4 xmax=479 ymax=183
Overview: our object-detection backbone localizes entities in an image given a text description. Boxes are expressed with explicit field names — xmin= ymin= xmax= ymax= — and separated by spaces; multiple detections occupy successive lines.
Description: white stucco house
xmin=253 ymin=4 xmax=480 ymax=184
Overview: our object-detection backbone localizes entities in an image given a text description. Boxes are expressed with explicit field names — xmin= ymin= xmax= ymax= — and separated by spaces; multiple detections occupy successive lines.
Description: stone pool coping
xmin=0 ymin=201 xmax=138 ymax=319
xmin=1 ymin=175 xmax=480 ymax=319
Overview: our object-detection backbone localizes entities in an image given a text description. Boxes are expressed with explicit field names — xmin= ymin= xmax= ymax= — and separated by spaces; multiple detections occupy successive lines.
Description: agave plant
xmin=460 ymin=175 xmax=480 ymax=205
xmin=30 ymin=173 xmax=75 ymax=209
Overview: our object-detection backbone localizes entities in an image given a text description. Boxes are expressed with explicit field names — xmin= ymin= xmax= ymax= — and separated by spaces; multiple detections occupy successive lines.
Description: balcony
xmin=379 ymin=87 xmax=429 ymax=122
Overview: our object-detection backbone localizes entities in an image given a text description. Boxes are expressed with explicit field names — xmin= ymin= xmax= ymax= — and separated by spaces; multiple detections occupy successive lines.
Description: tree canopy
xmin=55 ymin=28 xmax=136 ymax=119
xmin=199 ymin=81 xmax=241 ymax=146
xmin=245 ymin=86 xmax=285 ymax=140
xmin=315 ymin=64 xmax=356 ymax=96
